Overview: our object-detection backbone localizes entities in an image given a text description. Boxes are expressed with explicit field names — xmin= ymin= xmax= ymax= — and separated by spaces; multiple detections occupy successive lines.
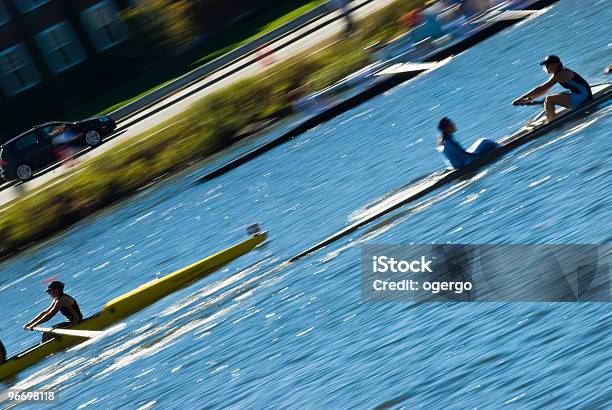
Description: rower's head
xmin=540 ymin=55 xmax=562 ymax=74
xmin=438 ymin=117 xmax=456 ymax=136
xmin=46 ymin=281 xmax=65 ymax=298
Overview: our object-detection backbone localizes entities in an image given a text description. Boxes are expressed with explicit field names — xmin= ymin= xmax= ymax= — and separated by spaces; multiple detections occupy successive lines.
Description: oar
xmin=375 ymin=58 xmax=452 ymax=76
xmin=521 ymin=103 xmax=548 ymax=129
xmin=477 ymin=9 xmax=537 ymax=24
xmin=494 ymin=9 xmax=538 ymax=21
xmin=513 ymin=99 xmax=544 ymax=106
xmin=31 ymin=326 xmax=103 ymax=339
xmin=511 ymin=99 xmax=546 ymax=129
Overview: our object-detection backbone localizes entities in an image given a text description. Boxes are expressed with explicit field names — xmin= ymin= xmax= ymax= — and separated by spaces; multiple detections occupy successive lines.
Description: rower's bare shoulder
xmin=556 ymin=69 xmax=573 ymax=82
xmin=58 ymin=294 xmax=74 ymax=305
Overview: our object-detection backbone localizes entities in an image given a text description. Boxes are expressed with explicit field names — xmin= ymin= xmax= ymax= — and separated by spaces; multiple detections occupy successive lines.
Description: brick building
xmin=0 ymin=0 xmax=129 ymax=98
xmin=0 ymin=0 xmax=289 ymax=137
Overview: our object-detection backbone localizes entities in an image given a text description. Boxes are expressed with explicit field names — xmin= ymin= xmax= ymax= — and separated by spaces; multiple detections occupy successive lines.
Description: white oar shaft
xmin=480 ymin=9 xmax=537 ymax=23
xmin=32 ymin=326 xmax=102 ymax=338
xmin=376 ymin=58 xmax=451 ymax=76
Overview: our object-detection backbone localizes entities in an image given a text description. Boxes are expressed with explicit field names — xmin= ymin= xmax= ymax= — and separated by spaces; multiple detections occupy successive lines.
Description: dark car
xmin=0 ymin=116 xmax=116 ymax=182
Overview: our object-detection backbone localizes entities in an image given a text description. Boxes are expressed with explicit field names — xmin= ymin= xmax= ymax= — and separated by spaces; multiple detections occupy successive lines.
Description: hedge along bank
xmin=0 ymin=0 xmax=426 ymax=261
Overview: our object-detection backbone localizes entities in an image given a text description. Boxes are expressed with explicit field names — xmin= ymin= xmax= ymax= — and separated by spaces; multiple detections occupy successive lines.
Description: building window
xmin=0 ymin=1 xmax=11 ymax=26
xmin=81 ymin=0 xmax=129 ymax=52
xmin=14 ymin=0 xmax=49 ymax=13
xmin=35 ymin=21 xmax=86 ymax=74
xmin=0 ymin=44 xmax=41 ymax=97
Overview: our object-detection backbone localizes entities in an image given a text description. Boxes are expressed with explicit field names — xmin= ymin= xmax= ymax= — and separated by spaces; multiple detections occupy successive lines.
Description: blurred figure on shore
xmin=459 ymin=0 xmax=491 ymax=18
xmin=399 ymin=9 xmax=420 ymax=29
xmin=381 ymin=5 xmax=446 ymax=60
xmin=437 ymin=1 xmax=470 ymax=37
xmin=48 ymin=124 xmax=79 ymax=166
xmin=255 ymin=45 xmax=276 ymax=68
xmin=328 ymin=0 xmax=355 ymax=37
xmin=411 ymin=5 xmax=445 ymax=42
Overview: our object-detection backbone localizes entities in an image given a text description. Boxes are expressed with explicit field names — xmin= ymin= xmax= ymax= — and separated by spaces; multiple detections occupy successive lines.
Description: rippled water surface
xmin=1 ymin=1 xmax=610 ymax=408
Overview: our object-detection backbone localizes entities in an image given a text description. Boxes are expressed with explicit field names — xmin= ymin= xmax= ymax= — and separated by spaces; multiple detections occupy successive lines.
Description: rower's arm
xmin=25 ymin=300 xmax=60 ymax=328
xmin=519 ymin=75 xmax=557 ymax=100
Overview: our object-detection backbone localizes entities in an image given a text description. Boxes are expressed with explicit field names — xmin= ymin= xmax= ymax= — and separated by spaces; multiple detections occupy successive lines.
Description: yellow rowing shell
xmin=0 ymin=231 xmax=267 ymax=381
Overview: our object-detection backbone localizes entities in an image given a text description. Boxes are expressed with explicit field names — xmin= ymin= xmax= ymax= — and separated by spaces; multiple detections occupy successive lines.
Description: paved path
xmin=0 ymin=0 xmax=398 ymax=208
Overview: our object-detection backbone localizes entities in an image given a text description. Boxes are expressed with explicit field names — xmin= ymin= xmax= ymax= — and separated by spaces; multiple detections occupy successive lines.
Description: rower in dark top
xmin=437 ymin=118 xmax=499 ymax=169
xmin=24 ymin=281 xmax=83 ymax=343
xmin=513 ymin=55 xmax=592 ymax=123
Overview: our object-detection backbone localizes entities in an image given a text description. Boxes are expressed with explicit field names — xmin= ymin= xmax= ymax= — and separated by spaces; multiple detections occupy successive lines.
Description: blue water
xmin=1 ymin=0 xmax=610 ymax=408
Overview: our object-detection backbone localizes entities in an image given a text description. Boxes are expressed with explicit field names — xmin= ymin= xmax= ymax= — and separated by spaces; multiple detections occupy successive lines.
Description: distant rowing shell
xmin=289 ymin=83 xmax=612 ymax=263
xmin=0 ymin=231 xmax=268 ymax=382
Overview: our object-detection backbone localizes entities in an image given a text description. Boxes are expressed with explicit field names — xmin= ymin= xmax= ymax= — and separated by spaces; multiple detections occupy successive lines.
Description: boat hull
xmin=289 ymin=84 xmax=612 ymax=262
xmin=199 ymin=0 xmax=561 ymax=182
xmin=0 ymin=232 xmax=267 ymax=382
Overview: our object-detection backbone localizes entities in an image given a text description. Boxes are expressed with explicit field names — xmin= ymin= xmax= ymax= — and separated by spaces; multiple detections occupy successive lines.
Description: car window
xmin=15 ymin=132 xmax=38 ymax=151
xmin=40 ymin=123 xmax=67 ymax=140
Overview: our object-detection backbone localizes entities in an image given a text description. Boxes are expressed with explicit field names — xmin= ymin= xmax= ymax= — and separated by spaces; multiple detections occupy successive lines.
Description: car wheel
xmin=16 ymin=163 xmax=33 ymax=181
xmin=85 ymin=130 xmax=102 ymax=147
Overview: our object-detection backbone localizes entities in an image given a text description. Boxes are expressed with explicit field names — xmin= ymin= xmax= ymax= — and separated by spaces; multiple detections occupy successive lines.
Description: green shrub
xmin=0 ymin=0 xmax=428 ymax=260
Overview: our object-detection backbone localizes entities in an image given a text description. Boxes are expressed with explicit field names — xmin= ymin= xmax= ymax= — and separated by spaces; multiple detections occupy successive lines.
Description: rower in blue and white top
xmin=437 ymin=117 xmax=499 ymax=169
xmin=513 ymin=55 xmax=592 ymax=123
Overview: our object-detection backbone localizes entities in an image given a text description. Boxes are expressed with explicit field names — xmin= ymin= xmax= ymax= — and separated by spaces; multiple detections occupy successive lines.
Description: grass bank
xmin=0 ymin=0 xmax=425 ymax=260
xmin=69 ymin=0 xmax=326 ymax=119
